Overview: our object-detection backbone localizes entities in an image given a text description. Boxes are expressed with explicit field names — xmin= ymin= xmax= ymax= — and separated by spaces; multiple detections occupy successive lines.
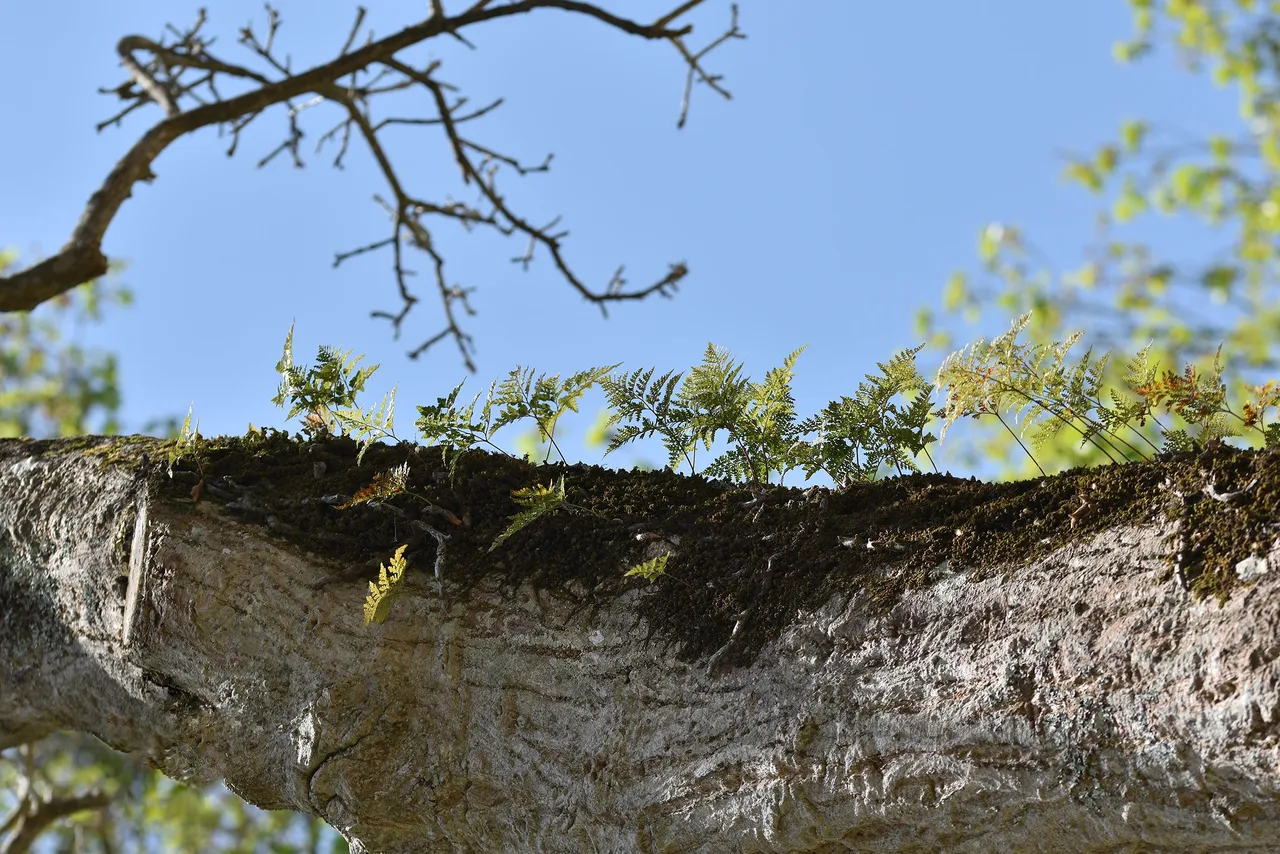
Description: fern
xmin=607 ymin=344 xmax=811 ymax=485
xmin=272 ymin=323 xmax=396 ymax=463
xmin=677 ymin=344 xmax=754 ymax=475
xmin=1129 ymin=345 xmax=1237 ymax=449
xmin=935 ymin=314 xmax=1151 ymax=471
xmin=1241 ymin=379 xmax=1280 ymax=448
xmin=601 ymin=367 xmax=696 ymax=471
xmin=416 ymin=364 xmax=617 ymax=473
xmin=166 ymin=402 xmax=202 ymax=473
xmin=489 ymin=476 xmax=566 ymax=552
xmin=363 ymin=544 xmax=409 ymax=626
xmin=624 ymin=553 xmax=670 ymax=583
xmin=339 ymin=462 xmax=410 ymax=509
xmin=332 ymin=385 xmax=397 ymax=466
xmin=798 ymin=344 xmax=937 ymax=486
xmin=492 ymin=365 xmax=619 ymax=463
xmin=702 ymin=345 xmax=808 ymax=484
xmin=934 ymin=314 xmax=1277 ymax=472
xmin=414 ymin=379 xmax=504 ymax=477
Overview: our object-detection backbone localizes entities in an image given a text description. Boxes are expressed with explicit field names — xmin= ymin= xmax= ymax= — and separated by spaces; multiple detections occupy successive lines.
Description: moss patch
xmin=24 ymin=433 xmax=1280 ymax=669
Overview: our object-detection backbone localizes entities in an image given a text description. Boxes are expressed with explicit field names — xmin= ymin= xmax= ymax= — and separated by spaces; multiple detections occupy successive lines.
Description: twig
xmin=0 ymin=1 xmax=745 ymax=373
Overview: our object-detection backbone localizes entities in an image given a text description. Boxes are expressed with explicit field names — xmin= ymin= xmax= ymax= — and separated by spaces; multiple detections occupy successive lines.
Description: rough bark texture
xmin=2 ymin=436 xmax=1279 ymax=853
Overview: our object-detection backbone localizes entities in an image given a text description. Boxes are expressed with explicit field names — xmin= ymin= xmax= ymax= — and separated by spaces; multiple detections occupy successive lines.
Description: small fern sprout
xmin=624 ymin=553 xmax=670 ymax=583
xmin=489 ymin=476 xmax=567 ymax=552
xmin=363 ymin=544 xmax=409 ymax=626
xmin=166 ymin=402 xmax=203 ymax=474
xmin=1239 ymin=380 xmax=1280 ymax=448
xmin=272 ymin=323 xmax=397 ymax=464
xmin=339 ymin=462 xmax=411 ymax=509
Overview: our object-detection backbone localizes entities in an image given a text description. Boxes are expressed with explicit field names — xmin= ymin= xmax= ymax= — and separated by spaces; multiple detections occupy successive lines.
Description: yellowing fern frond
xmin=363 ymin=544 xmax=409 ymax=626
xmin=340 ymin=462 xmax=410 ymax=509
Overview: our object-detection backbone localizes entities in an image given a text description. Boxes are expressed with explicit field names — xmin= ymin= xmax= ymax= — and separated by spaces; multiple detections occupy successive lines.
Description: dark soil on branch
xmin=29 ymin=431 xmax=1279 ymax=669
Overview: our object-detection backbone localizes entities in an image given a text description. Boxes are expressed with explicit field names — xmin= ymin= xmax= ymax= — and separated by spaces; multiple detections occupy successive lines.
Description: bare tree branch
xmin=1 ymin=789 xmax=112 ymax=854
xmin=0 ymin=1 xmax=743 ymax=368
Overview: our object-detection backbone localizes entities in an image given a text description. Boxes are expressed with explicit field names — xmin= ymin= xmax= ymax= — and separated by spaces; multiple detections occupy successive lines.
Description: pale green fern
xmin=934 ymin=313 xmax=1280 ymax=474
xmin=624 ymin=553 xmax=670 ymax=583
xmin=798 ymin=344 xmax=937 ymax=486
xmin=273 ymin=323 xmax=396 ymax=464
xmin=489 ymin=476 xmax=566 ymax=552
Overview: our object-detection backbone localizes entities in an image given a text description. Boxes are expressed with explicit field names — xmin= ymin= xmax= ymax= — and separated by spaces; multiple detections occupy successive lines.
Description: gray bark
xmin=2 ymin=438 xmax=1279 ymax=853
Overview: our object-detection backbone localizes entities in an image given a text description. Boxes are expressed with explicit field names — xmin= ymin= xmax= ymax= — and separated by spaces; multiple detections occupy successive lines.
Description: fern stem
xmin=546 ymin=434 xmax=568 ymax=465
xmin=1002 ymin=355 xmax=1142 ymax=462
xmin=987 ymin=379 xmax=1125 ymax=464
xmin=1119 ymin=410 xmax=1164 ymax=455
xmin=995 ymin=412 xmax=1046 ymax=477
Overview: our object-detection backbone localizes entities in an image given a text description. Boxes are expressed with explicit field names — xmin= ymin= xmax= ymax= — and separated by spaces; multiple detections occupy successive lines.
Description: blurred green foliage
xmin=919 ymin=0 xmax=1280 ymax=476
xmin=0 ymin=249 xmax=125 ymax=438
xmin=0 ymin=251 xmax=341 ymax=853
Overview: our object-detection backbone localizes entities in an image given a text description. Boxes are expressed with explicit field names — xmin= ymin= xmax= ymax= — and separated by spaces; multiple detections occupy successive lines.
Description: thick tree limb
xmin=3 ymin=437 xmax=1280 ymax=852
xmin=0 ymin=2 xmax=741 ymax=366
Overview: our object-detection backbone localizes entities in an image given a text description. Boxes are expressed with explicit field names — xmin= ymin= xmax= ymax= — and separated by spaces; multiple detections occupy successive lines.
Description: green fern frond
xmin=333 ymin=386 xmax=397 ymax=464
xmin=800 ymin=344 xmax=934 ymax=486
xmin=624 ymin=553 xmax=670 ymax=583
xmin=272 ymin=324 xmax=391 ymax=448
xmin=415 ymin=380 xmax=496 ymax=479
xmin=363 ymin=544 xmax=409 ymax=626
xmin=1161 ymin=427 xmax=1195 ymax=454
xmin=489 ymin=476 xmax=567 ymax=552
xmin=684 ymin=343 xmax=809 ymax=484
xmin=602 ymin=367 xmax=694 ymax=471
xmin=167 ymin=402 xmax=201 ymax=472
xmin=491 ymin=364 xmax=619 ymax=461
xmin=1123 ymin=343 xmax=1158 ymax=391
xmin=679 ymin=344 xmax=752 ymax=452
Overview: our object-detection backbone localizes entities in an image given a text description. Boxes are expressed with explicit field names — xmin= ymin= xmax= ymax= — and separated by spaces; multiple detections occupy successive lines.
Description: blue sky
xmin=0 ymin=1 xmax=1244 ymax=474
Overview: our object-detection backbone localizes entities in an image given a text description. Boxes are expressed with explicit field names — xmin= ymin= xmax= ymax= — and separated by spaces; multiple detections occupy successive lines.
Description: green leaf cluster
xmin=797 ymin=345 xmax=937 ymax=487
xmin=272 ymin=323 xmax=396 ymax=464
xmin=0 ymin=251 xmax=129 ymax=439
xmin=935 ymin=313 xmax=1280 ymax=474
xmin=624 ymin=553 xmax=670 ymax=583
xmin=416 ymin=364 xmax=617 ymax=474
xmin=604 ymin=344 xmax=809 ymax=484
xmin=604 ymin=343 xmax=936 ymax=486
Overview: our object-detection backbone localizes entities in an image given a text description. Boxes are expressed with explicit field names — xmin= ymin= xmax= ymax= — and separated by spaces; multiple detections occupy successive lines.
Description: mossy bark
xmin=2 ymin=435 xmax=1279 ymax=853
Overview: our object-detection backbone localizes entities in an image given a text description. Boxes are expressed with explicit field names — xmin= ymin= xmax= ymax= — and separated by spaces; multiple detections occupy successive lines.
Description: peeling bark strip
xmin=2 ymin=436 xmax=1280 ymax=852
